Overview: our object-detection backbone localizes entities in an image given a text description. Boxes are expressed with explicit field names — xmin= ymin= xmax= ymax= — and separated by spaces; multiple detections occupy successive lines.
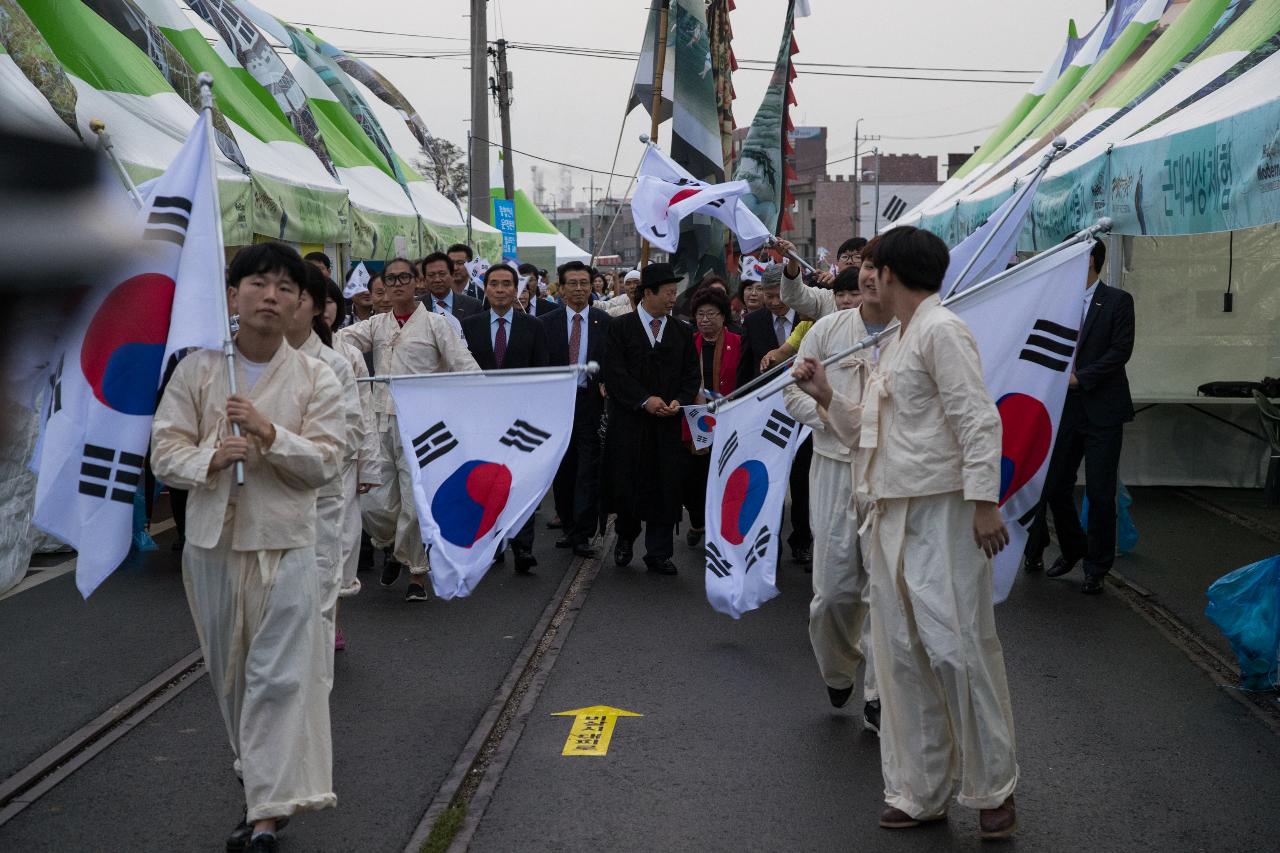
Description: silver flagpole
xmin=89 ymin=119 xmax=144 ymax=209
xmin=358 ymin=361 xmax=600 ymax=384
xmin=768 ymin=239 xmax=817 ymax=274
xmin=748 ymin=217 xmax=1114 ymax=403
xmin=197 ymin=73 xmax=243 ymax=486
xmin=941 ymin=136 xmax=1066 ymax=300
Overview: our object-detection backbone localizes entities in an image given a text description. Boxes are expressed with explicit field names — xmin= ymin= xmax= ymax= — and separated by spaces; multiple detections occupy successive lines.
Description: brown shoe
xmin=879 ymin=805 xmax=946 ymax=829
xmin=979 ymin=796 xmax=1016 ymax=840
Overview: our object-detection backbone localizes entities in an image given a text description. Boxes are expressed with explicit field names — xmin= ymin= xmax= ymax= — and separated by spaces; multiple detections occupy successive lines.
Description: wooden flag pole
xmin=639 ymin=0 xmax=671 ymax=270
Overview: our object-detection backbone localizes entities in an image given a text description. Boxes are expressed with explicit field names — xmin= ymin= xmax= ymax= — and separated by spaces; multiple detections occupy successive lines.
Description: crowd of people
xmin=146 ymin=223 xmax=1134 ymax=849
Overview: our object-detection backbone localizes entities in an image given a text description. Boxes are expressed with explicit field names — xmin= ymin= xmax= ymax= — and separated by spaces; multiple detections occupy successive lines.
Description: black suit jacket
xmin=421 ymin=291 xmax=484 ymax=321
xmin=526 ymin=297 xmax=559 ymax=319
xmin=461 ymin=309 xmax=550 ymax=371
xmin=540 ymin=306 xmax=609 ymax=398
xmin=1072 ymin=282 xmax=1135 ymax=427
xmin=737 ymin=307 xmax=791 ymax=388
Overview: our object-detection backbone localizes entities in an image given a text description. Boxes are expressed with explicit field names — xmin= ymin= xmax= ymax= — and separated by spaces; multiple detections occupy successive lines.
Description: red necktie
xmin=650 ymin=317 xmax=662 ymax=344
xmin=494 ymin=316 xmax=508 ymax=368
xmin=436 ymin=298 xmax=448 ymax=312
xmin=569 ymin=314 xmax=583 ymax=364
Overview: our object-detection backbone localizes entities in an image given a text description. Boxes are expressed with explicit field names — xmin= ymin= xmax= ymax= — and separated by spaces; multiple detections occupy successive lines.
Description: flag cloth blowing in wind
xmin=31 ymin=110 xmax=226 ymax=597
xmin=943 ymin=163 xmax=1046 ymax=296
xmin=390 ymin=370 xmax=578 ymax=599
xmin=704 ymin=371 xmax=812 ymax=619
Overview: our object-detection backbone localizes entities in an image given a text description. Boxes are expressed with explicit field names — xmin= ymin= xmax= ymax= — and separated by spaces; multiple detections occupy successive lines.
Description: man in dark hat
xmin=601 ymin=263 xmax=701 ymax=574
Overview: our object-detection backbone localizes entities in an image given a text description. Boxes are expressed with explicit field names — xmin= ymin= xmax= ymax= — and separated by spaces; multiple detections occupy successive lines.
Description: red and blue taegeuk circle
xmin=720 ymin=460 xmax=768 ymax=546
xmin=696 ymin=414 xmax=717 ymax=432
xmin=80 ymin=273 xmax=176 ymax=416
xmin=996 ymin=392 xmax=1052 ymax=506
xmin=431 ymin=460 xmax=513 ymax=548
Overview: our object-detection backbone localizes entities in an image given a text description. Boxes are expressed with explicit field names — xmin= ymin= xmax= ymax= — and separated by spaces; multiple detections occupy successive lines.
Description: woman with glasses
xmin=681 ymin=288 xmax=741 ymax=548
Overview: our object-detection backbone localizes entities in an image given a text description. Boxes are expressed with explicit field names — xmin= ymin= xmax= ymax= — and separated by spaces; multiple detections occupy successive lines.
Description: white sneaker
xmin=338 ymin=578 xmax=362 ymax=598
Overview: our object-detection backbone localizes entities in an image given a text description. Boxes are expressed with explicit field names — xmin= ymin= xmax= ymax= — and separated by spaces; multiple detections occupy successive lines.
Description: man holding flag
xmin=792 ymin=226 xmax=1019 ymax=839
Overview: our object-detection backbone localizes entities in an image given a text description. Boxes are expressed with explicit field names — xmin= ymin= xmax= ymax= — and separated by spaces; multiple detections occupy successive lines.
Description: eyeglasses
xmin=838 ymin=253 xmax=860 ymax=263
xmin=694 ymin=311 xmax=722 ymax=321
xmin=385 ymin=272 xmax=415 ymax=287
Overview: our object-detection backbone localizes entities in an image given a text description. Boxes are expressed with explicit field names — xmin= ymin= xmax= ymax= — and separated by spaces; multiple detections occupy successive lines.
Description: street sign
xmin=552 ymin=705 xmax=642 ymax=757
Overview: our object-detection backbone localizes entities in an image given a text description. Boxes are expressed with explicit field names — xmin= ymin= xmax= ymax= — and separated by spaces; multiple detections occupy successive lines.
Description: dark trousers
xmin=552 ymin=392 xmax=603 ymax=544
xmin=683 ymin=451 xmax=711 ymax=529
xmin=615 ymin=514 xmax=674 ymax=563
xmin=509 ymin=515 xmax=536 ymax=554
xmin=787 ymin=436 xmax=814 ymax=551
xmin=1026 ymin=396 xmax=1124 ymax=578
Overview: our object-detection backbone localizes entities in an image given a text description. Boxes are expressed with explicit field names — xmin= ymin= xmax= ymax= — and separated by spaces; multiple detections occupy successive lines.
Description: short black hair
xmin=832 ymin=267 xmax=861 ymax=293
xmin=868 ymin=226 xmax=949 ymax=293
xmin=558 ymin=260 xmax=591 ymax=282
xmin=483 ymin=264 xmax=519 ymax=287
xmin=1090 ymin=240 xmax=1106 ymax=274
xmin=837 ymin=237 xmax=867 ymax=258
xmin=446 ymin=243 xmax=473 ymax=261
xmin=421 ymin=251 xmax=452 ymax=273
xmin=383 ymin=256 xmax=416 ymax=275
xmin=323 ymin=278 xmax=344 ymax=332
xmin=303 ymin=250 xmax=331 ymax=270
xmin=518 ymin=262 xmax=538 ymax=277
xmin=228 ymin=242 xmax=308 ymax=291
xmin=691 ymin=287 xmax=731 ymax=320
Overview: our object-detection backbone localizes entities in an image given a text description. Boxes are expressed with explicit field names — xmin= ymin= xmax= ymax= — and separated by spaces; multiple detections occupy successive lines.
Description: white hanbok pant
xmin=182 ymin=514 xmax=336 ymax=822
xmin=316 ymin=488 xmax=344 ymax=672
xmin=808 ymin=453 xmax=876 ymax=702
xmin=340 ymin=461 xmax=361 ymax=586
xmin=867 ymin=491 xmax=1017 ymax=817
xmin=360 ymin=422 xmax=428 ymax=574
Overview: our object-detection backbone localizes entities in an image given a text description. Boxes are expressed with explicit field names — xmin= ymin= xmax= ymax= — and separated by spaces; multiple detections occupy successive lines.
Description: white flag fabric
xmin=465 ymin=258 xmax=490 ymax=287
xmin=390 ymin=370 xmax=578 ymax=599
xmin=704 ymin=372 xmax=812 ymax=619
xmin=682 ymin=405 xmax=717 ymax=451
xmin=739 ymin=254 xmax=770 ymax=283
xmin=948 ymin=240 xmax=1092 ymax=602
xmin=943 ymin=165 xmax=1045 ymax=297
xmin=344 ymin=262 xmax=370 ymax=298
xmin=32 ymin=111 xmax=225 ymax=597
xmin=635 ymin=145 xmax=771 ymax=253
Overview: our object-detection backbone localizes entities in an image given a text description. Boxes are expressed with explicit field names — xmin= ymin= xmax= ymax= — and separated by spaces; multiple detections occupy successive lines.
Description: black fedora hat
xmin=639 ymin=262 xmax=682 ymax=293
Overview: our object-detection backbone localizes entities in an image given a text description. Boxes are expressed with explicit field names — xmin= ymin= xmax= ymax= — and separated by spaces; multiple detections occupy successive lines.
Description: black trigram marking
xmin=143 ymin=195 xmax=192 ymax=246
xmin=78 ymin=444 xmax=144 ymax=505
xmin=499 ymin=419 xmax=550 ymax=453
xmin=47 ymin=356 xmax=64 ymax=418
xmin=706 ymin=542 xmax=733 ymax=579
xmin=1018 ymin=319 xmax=1078 ymax=373
xmin=413 ymin=422 xmax=457 ymax=468
xmin=762 ymin=410 xmax=798 ymax=450
xmin=744 ymin=526 xmax=772 ymax=574
xmin=1016 ymin=505 xmax=1039 ymax=529
xmin=717 ymin=430 xmax=739 ymax=477
xmin=882 ymin=195 xmax=908 ymax=222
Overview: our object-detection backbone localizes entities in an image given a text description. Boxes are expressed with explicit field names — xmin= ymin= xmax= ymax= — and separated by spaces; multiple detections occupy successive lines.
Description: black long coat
xmin=602 ymin=312 xmax=701 ymax=524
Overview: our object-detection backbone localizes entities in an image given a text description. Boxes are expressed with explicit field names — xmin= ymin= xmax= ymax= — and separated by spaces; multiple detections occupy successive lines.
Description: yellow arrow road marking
xmin=552 ymin=705 xmax=642 ymax=756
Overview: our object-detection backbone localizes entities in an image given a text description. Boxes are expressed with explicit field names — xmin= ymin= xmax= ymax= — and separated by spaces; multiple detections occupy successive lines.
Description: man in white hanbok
xmin=151 ymin=244 xmax=346 ymax=851
xmin=792 ymin=226 xmax=1018 ymax=840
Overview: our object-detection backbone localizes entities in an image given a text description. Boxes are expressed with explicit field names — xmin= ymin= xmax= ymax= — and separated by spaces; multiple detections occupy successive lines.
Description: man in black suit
xmin=736 ymin=265 xmax=814 ymax=567
xmin=519 ymin=262 xmax=558 ymax=317
xmin=541 ymin=261 xmax=610 ymax=558
xmin=447 ymin=242 xmax=485 ymax=301
xmin=1025 ymin=240 xmax=1135 ymax=594
xmin=602 ymin=263 xmax=701 ymax=574
xmin=420 ymin=251 xmax=484 ymax=320
xmin=461 ymin=264 xmax=550 ymax=573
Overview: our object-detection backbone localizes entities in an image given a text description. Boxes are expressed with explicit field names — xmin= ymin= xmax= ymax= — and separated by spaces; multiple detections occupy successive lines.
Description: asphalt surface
xmin=3 ymin=490 xmax=1280 ymax=852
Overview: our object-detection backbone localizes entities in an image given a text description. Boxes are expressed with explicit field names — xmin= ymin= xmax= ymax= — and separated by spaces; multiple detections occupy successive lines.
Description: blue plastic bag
xmin=1079 ymin=482 xmax=1139 ymax=554
xmin=1205 ymin=556 xmax=1280 ymax=691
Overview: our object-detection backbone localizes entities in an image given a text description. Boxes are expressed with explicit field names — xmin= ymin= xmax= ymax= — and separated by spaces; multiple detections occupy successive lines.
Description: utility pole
xmin=468 ymin=0 xmax=490 ymax=225
xmin=872 ymin=147 xmax=882 ymax=233
xmin=493 ymin=38 xmax=515 ymax=201
xmin=851 ymin=118 xmax=880 ymax=239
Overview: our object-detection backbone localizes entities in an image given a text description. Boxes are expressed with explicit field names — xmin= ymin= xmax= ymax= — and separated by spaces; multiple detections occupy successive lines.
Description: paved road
xmin=3 ymin=489 xmax=1280 ymax=852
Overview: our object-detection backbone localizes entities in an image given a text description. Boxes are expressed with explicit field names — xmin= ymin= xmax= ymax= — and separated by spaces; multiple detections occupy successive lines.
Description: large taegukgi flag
xmin=390 ymin=371 xmax=578 ymax=599
xmin=31 ymin=111 xmax=226 ymax=597
xmin=704 ymin=371 xmax=811 ymax=619
xmin=950 ymin=240 xmax=1093 ymax=602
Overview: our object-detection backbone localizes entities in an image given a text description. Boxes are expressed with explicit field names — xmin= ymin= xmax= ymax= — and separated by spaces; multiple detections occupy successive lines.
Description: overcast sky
xmin=266 ymin=0 xmax=1104 ymax=206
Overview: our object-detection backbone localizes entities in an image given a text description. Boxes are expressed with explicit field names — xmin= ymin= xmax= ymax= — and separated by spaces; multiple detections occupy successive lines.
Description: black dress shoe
xmin=686 ymin=527 xmax=704 ymax=548
xmin=1023 ymin=556 xmax=1044 ymax=573
xmin=247 ymin=833 xmax=279 ymax=853
xmin=645 ymin=559 xmax=678 ymax=575
xmin=792 ymin=546 xmax=813 ymax=566
xmin=614 ymin=541 xmax=633 ymax=567
xmin=228 ymin=816 xmax=288 ymax=851
xmin=546 ymin=517 xmax=563 ymax=529
xmin=572 ymin=543 xmax=596 ymax=558
xmin=379 ymin=559 xmax=403 ymax=587
xmin=827 ymin=684 xmax=854 ymax=709
xmin=555 ymin=536 xmax=575 ymax=549
xmin=513 ymin=552 xmax=536 ymax=574
xmin=1045 ymin=556 xmax=1078 ymax=578
xmin=1081 ymin=577 xmax=1105 ymax=595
